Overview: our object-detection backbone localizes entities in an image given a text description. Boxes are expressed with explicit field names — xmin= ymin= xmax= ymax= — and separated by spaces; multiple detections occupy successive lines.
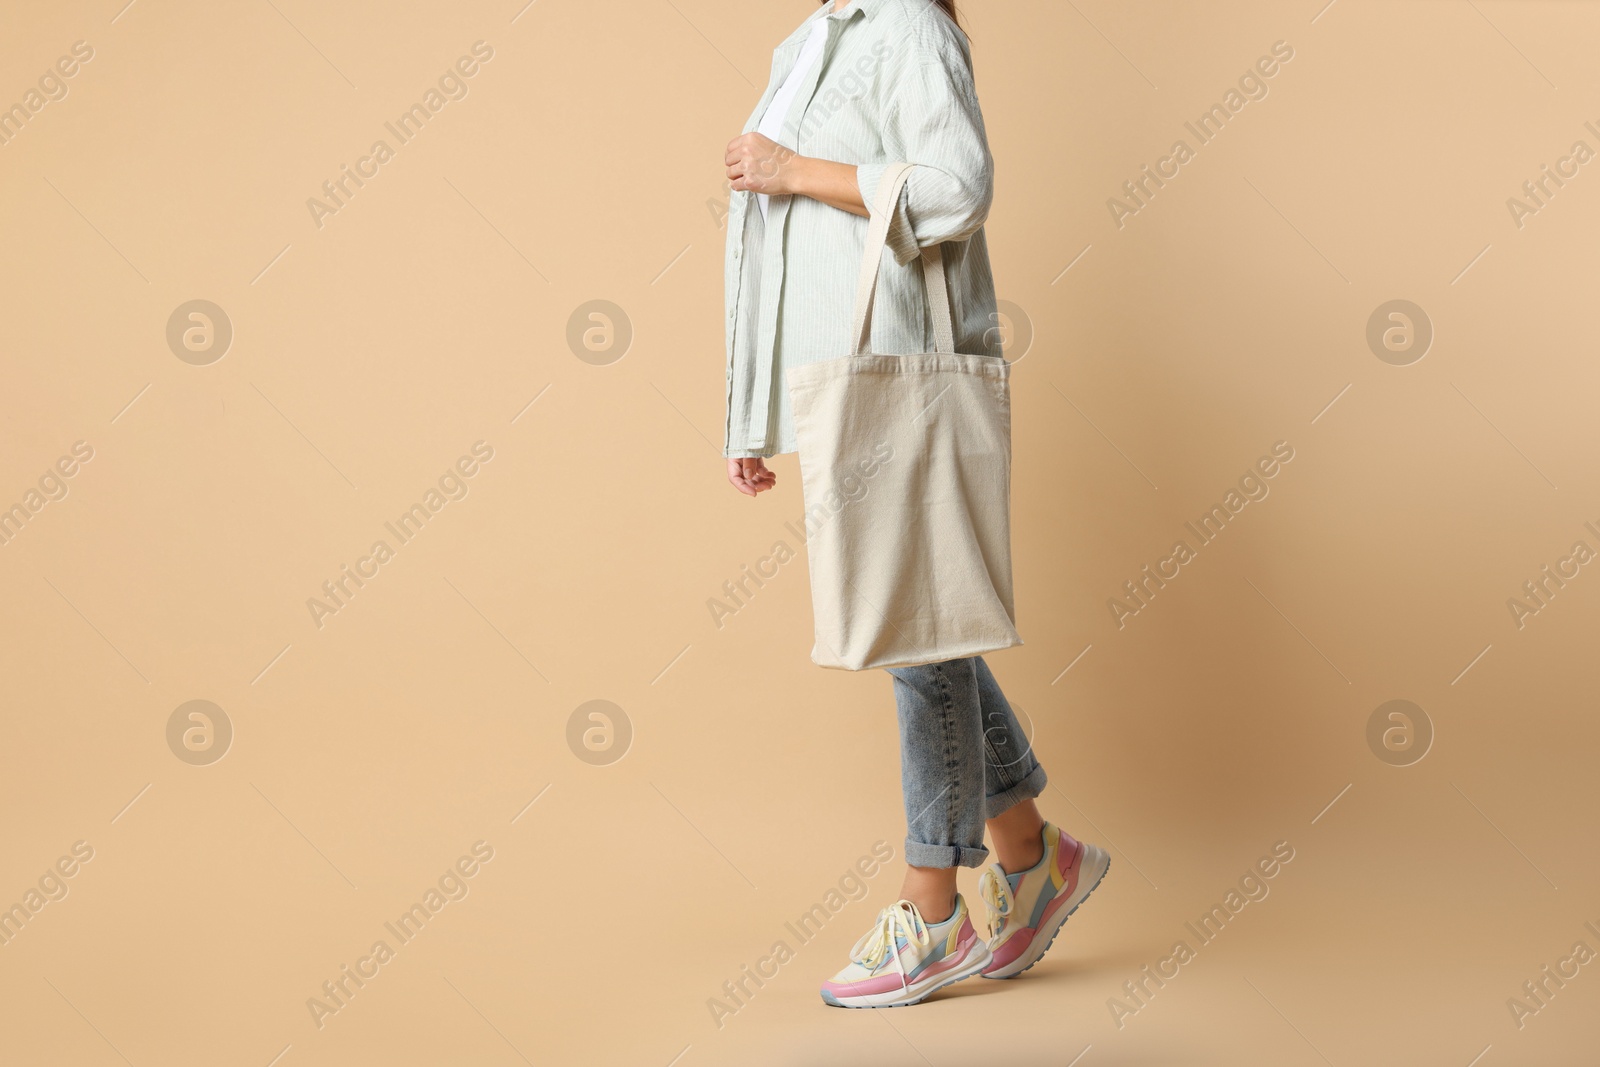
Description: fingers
xmin=726 ymin=458 xmax=776 ymax=496
xmin=726 ymin=134 xmax=768 ymax=191
xmin=725 ymin=133 xmax=754 ymax=165
xmin=744 ymin=459 xmax=776 ymax=491
xmin=727 ymin=459 xmax=755 ymax=496
xmin=727 ymin=459 xmax=760 ymax=497
xmin=726 ymin=133 xmax=767 ymax=157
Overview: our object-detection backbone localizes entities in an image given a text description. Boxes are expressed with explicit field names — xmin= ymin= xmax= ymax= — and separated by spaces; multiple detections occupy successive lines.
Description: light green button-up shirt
xmin=722 ymin=0 xmax=1002 ymax=458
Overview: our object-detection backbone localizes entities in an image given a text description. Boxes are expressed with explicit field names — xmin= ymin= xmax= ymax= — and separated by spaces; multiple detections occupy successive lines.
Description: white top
xmin=754 ymin=17 xmax=830 ymax=221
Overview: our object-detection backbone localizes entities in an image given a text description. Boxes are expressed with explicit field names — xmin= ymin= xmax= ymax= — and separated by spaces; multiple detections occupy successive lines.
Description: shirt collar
xmin=821 ymin=0 xmax=888 ymax=23
xmin=780 ymin=1 xmax=881 ymax=60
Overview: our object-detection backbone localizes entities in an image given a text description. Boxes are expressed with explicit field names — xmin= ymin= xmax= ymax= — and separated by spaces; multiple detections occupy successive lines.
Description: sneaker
xmin=819 ymin=896 xmax=992 ymax=1008
xmin=977 ymin=822 xmax=1110 ymax=979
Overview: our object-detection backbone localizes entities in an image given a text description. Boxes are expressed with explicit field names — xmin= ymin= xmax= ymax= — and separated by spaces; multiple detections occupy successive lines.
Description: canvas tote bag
xmin=786 ymin=161 xmax=1021 ymax=671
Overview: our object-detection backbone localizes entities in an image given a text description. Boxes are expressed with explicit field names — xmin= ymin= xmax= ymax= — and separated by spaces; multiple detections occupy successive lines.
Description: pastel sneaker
xmin=819 ymin=896 xmax=992 ymax=1008
xmin=978 ymin=822 xmax=1110 ymax=979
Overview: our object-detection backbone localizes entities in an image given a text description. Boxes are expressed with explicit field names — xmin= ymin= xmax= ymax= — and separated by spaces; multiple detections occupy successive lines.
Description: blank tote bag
xmin=786 ymin=161 xmax=1021 ymax=671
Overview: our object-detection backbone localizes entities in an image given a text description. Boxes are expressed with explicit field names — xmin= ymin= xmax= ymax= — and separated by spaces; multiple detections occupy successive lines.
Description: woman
xmin=722 ymin=0 xmax=1109 ymax=1008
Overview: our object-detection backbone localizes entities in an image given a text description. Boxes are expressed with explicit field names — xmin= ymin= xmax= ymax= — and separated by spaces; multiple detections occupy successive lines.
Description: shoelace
xmin=977 ymin=866 xmax=1013 ymax=938
xmin=850 ymin=900 xmax=931 ymax=990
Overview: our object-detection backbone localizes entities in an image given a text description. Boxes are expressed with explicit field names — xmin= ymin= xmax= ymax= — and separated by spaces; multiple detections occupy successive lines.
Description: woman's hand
xmin=725 ymin=134 xmax=869 ymax=217
xmin=726 ymin=133 xmax=798 ymax=195
xmin=727 ymin=457 xmax=777 ymax=497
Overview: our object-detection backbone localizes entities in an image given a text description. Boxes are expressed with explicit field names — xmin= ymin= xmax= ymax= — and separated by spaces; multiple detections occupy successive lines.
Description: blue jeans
xmin=887 ymin=655 xmax=1048 ymax=869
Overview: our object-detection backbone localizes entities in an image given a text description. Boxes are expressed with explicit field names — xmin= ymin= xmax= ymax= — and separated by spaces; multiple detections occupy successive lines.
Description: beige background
xmin=3 ymin=0 xmax=1598 ymax=1064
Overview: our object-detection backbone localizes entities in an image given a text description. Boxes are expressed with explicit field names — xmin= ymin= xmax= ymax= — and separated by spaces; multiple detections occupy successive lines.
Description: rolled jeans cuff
xmin=984 ymin=763 xmax=1048 ymax=821
xmin=904 ymin=838 xmax=990 ymax=870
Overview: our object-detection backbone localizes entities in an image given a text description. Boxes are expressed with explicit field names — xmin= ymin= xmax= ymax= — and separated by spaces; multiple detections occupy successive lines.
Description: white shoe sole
xmin=821 ymin=940 xmax=994 ymax=1008
xmin=983 ymin=843 xmax=1111 ymax=980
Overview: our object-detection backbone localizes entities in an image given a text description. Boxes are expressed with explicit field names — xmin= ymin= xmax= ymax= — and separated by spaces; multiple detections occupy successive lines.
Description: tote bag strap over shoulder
xmin=848 ymin=161 xmax=957 ymax=356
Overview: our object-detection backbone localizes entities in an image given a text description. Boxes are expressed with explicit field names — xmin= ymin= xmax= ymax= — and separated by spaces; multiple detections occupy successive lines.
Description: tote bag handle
xmin=848 ymin=162 xmax=957 ymax=356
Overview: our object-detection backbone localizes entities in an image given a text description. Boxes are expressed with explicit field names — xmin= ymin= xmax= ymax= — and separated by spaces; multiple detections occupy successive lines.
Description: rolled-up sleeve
xmin=856 ymin=32 xmax=994 ymax=265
